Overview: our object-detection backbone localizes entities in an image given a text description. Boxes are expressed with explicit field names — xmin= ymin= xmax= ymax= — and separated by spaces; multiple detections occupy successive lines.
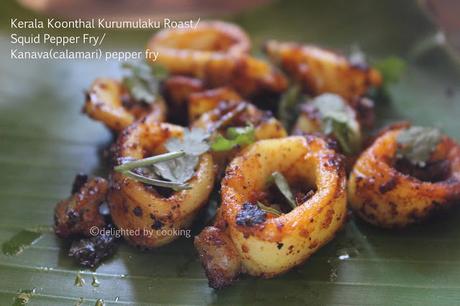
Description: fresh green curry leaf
xmin=211 ymin=124 xmax=255 ymax=152
xmin=271 ymin=171 xmax=296 ymax=209
xmin=312 ymin=93 xmax=362 ymax=155
xmin=396 ymin=126 xmax=442 ymax=167
xmin=374 ymin=56 xmax=406 ymax=86
xmin=277 ymin=84 xmax=304 ymax=130
xmin=122 ymin=61 xmax=166 ymax=104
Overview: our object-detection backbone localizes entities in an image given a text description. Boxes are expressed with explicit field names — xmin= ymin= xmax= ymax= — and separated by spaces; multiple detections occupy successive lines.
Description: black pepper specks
xmin=132 ymin=206 xmax=143 ymax=217
xmin=235 ymin=203 xmax=267 ymax=227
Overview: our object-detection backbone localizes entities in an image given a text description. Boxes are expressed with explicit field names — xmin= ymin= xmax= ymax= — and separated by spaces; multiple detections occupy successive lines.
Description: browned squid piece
xmin=148 ymin=21 xmax=287 ymax=99
xmin=195 ymin=136 xmax=347 ymax=288
xmin=108 ymin=113 xmax=216 ymax=248
xmin=161 ymin=76 xmax=205 ymax=124
xmin=54 ymin=174 xmax=108 ymax=238
xmin=83 ymin=78 xmax=166 ymax=132
xmin=348 ymin=126 xmax=460 ymax=228
xmin=264 ymin=40 xmax=382 ymax=101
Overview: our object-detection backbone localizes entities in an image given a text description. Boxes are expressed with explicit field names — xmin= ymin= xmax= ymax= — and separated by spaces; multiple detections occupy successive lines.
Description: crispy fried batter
xmin=148 ymin=21 xmax=287 ymax=98
xmin=108 ymin=114 xmax=216 ymax=248
xmin=54 ymin=176 xmax=108 ymax=238
xmin=195 ymin=136 xmax=347 ymax=287
xmin=83 ymin=78 xmax=166 ymax=132
xmin=264 ymin=40 xmax=382 ymax=101
xmin=348 ymin=127 xmax=460 ymax=228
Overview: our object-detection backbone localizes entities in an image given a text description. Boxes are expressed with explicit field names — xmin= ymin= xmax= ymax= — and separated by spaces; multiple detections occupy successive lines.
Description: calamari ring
xmin=108 ymin=115 xmax=216 ymax=247
xmin=348 ymin=128 xmax=460 ymax=228
xmin=148 ymin=21 xmax=287 ymax=98
xmin=150 ymin=20 xmax=250 ymax=56
xmin=195 ymin=136 xmax=346 ymax=288
xmin=264 ymin=40 xmax=382 ymax=101
xmin=84 ymin=78 xmax=166 ymax=132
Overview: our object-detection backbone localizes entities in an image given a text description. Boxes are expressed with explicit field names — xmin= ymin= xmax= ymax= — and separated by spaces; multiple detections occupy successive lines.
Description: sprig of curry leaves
xmin=115 ymin=128 xmax=210 ymax=191
xmin=122 ymin=61 xmax=167 ymax=104
xmin=396 ymin=126 xmax=442 ymax=167
xmin=115 ymin=124 xmax=256 ymax=190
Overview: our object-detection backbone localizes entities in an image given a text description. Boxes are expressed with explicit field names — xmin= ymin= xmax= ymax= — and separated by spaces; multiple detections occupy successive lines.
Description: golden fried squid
xmin=348 ymin=127 xmax=460 ymax=228
xmin=84 ymin=78 xmax=166 ymax=132
xmin=55 ymin=175 xmax=108 ymax=238
xmin=148 ymin=21 xmax=287 ymax=98
xmin=264 ymin=40 xmax=382 ymax=101
xmin=188 ymin=87 xmax=242 ymax=123
xmin=195 ymin=136 xmax=347 ymax=288
xmin=161 ymin=76 xmax=204 ymax=123
xmin=108 ymin=114 xmax=216 ymax=247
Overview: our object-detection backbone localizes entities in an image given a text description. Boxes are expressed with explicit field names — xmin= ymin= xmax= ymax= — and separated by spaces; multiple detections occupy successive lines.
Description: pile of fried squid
xmin=54 ymin=21 xmax=460 ymax=289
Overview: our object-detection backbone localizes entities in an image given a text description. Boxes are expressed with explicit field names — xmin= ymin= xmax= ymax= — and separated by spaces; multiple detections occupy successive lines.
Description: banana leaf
xmin=1 ymin=0 xmax=460 ymax=305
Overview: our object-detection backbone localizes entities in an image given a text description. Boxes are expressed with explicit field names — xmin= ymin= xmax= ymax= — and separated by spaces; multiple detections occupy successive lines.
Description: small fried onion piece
xmin=148 ymin=21 xmax=287 ymax=98
xmin=195 ymin=136 xmax=347 ymax=288
xmin=348 ymin=127 xmax=460 ymax=228
xmin=54 ymin=175 xmax=108 ymax=238
xmin=108 ymin=115 xmax=216 ymax=248
xmin=83 ymin=78 xmax=166 ymax=132
xmin=264 ymin=40 xmax=382 ymax=101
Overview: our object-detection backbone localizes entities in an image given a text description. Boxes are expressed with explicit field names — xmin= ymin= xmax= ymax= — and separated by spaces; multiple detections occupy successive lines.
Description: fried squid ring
xmin=148 ymin=21 xmax=287 ymax=98
xmin=348 ymin=128 xmax=460 ymax=228
xmin=195 ymin=136 xmax=347 ymax=288
xmin=264 ymin=40 xmax=382 ymax=101
xmin=108 ymin=114 xmax=216 ymax=247
xmin=84 ymin=78 xmax=166 ymax=132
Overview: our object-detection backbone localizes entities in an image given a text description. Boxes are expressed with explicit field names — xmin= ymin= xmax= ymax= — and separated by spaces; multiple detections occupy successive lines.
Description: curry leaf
xmin=165 ymin=128 xmax=210 ymax=156
xmin=115 ymin=128 xmax=210 ymax=190
xmin=122 ymin=61 xmax=166 ymax=104
xmin=374 ymin=56 xmax=406 ymax=86
xmin=396 ymin=126 xmax=442 ymax=167
xmin=271 ymin=171 xmax=296 ymax=209
xmin=211 ymin=125 xmax=255 ymax=152
xmin=277 ymin=84 xmax=303 ymax=130
xmin=153 ymin=155 xmax=199 ymax=185
xmin=312 ymin=94 xmax=362 ymax=155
